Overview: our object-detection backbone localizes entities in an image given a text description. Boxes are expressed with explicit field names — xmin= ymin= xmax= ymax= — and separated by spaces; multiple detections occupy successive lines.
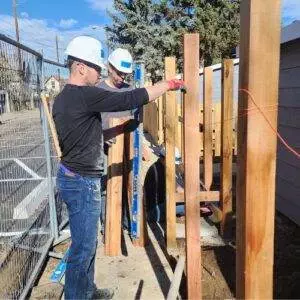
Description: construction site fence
xmin=0 ymin=33 xmax=68 ymax=299
xmin=143 ymin=60 xmax=240 ymax=155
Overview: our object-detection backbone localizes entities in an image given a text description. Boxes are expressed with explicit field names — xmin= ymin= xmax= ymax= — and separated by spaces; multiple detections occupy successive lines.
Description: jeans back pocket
xmin=57 ymin=177 xmax=83 ymax=216
xmin=86 ymin=179 xmax=102 ymax=214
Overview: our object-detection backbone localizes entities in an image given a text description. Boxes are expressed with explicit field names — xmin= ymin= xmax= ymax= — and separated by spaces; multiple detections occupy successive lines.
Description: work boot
xmin=92 ymin=288 xmax=114 ymax=299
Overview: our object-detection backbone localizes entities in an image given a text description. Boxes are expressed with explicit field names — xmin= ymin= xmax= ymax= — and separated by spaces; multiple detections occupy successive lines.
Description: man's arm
xmin=145 ymin=79 xmax=185 ymax=101
xmin=83 ymin=79 xmax=185 ymax=113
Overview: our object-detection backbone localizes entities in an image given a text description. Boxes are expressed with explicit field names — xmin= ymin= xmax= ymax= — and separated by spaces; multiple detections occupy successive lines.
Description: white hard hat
xmin=65 ymin=36 xmax=106 ymax=69
xmin=108 ymin=48 xmax=133 ymax=74
xmin=159 ymin=146 xmax=182 ymax=165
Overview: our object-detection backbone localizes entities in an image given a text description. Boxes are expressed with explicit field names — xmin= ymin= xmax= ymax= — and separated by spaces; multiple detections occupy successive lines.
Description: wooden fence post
xmin=236 ymin=0 xmax=281 ymax=298
xmin=158 ymin=96 xmax=164 ymax=145
xmin=220 ymin=59 xmax=234 ymax=237
xmin=183 ymin=33 xmax=202 ymax=299
xmin=203 ymin=67 xmax=213 ymax=190
xmin=41 ymin=94 xmax=61 ymax=159
xmin=165 ymin=57 xmax=177 ymax=249
xmin=105 ymin=118 xmax=125 ymax=256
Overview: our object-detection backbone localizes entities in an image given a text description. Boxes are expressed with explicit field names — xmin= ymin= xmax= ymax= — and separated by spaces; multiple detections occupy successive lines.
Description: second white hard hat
xmin=65 ymin=36 xmax=106 ymax=69
xmin=108 ymin=48 xmax=133 ymax=74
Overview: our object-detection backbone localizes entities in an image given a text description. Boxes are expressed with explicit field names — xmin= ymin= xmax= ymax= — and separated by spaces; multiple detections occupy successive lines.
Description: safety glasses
xmin=69 ymin=56 xmax=102 ymax=75
xmin=111 ymin=64 xmax=128 ymax=79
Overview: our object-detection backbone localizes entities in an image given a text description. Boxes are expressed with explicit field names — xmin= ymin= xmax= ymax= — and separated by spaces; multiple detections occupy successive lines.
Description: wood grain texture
xmin=183 ymin=33 xmax=202 ymax=299
xmin=214 ymin=104 xmax=221 ymax=157
xmin=203 ymin=67 xmax=213 ymax=190
xmin=165 ymin=57 xmax=177 ymax=249
xmin=220 ymin=59 xmax=234 ymax=236
xmin=41 ymin=94 xmax=61 ymax=159
xmin=175 ymin=190 xmax=219 ymax=203
xmin=105 ymin=118 xmax=125 ymax=256
xmin=236 ymin=0 xmax=281 ymax=298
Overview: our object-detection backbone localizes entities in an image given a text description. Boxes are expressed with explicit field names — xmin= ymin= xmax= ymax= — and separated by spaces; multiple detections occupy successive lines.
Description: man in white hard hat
xmin=98 ymin=48 xmax=134 ymax=233
xmin=105 ymin=47 xmax=133 ymax=88
xmin=98 ymin=48 xmax=152 ymax=233
xmin=99 ymin=48 xmax=134 ymax=131
xmin=53 ymin=35 xmax=185 ymax=300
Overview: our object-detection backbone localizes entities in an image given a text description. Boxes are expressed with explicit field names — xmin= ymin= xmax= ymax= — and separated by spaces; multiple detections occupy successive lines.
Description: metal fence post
xmin=39 ymin=57 xmax=59 ymax=239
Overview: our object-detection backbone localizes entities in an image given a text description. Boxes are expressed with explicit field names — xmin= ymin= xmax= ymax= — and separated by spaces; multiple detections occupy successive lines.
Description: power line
xmin=1 ymin=30 xmax=64 ymax=50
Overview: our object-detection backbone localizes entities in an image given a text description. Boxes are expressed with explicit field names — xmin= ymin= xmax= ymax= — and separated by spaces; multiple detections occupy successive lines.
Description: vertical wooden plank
xmin=176 ymin=102 xmax=183 ymax=160
xmin=143 ymin=103 xmax=148 ymax=133
xmin=214 ymin=104 xmax=221 ymax=157
xmin=203 ymin=67 xmax=213 ymax=190
xmin=236 ymin=0 xmax=281 ymax=298
xmin=199 ymin=104 xmax=203 ymax=156
xmin=180 ymin=102 xmax=185 ymax=162
xmin=212 ymin=104 xmax=215 ymax=156
xmin=41 ymin=94 xmax=62 ymax=159
xmin=105 ymin=118 xmax=124 ymax=256
xmin=164 ymin=57 xmax=177 ymax=249
xmin=156 ymin=96 xmax=163 ymax=145
xmin=234 ymin=103 xmax=238 ymax=155
xmin=220 ymin=59 xmax=233 ymax=236
xmin=155 ymin=100 xmax=159 ymax=144
xmin=175 ymin=93 xmax=180 ymax=154
xmin=183 ymin=33 xmax=201 ymax=299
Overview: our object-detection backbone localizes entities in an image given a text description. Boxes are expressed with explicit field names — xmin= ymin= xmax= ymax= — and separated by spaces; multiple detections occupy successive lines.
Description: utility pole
xmin=13 ymin=0 xmax=20 ymax=43
xmin=13 ymin=0 xmax=23 ymax=76
xmin=55 ymin=35 xmax=61 ymax=83
xmin=55 ymin=35 xmax=60 ymax=63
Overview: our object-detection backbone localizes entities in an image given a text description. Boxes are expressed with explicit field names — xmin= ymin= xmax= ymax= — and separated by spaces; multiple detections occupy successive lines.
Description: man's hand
xmin=105 ymin=138 xmax=116 ymax=147
xmin=146 ymin=79 xmax=186 ymax=102
xmin=167 ymin=79 xmax=186 ymax=92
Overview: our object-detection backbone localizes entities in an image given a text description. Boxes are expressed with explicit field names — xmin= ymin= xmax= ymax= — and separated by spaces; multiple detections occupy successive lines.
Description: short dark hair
xmin=66 ymin=56 xmax=75 ymax=71
xmin=66 ymin=55 xmax=102 ymax=74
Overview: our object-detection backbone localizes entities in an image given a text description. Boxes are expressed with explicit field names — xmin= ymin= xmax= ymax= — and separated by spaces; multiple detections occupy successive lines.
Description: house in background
xmin=44 ymin=76 xmax=65 ymax=96
xmin=276 ymin=20 xmax=300 ymax=225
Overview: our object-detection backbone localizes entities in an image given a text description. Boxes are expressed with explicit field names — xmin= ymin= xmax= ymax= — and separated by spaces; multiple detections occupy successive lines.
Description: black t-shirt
xmin=52 ymin=84 xmax=149 ymax=177
xmin=97 ymin=80 xmax=134 ymax=131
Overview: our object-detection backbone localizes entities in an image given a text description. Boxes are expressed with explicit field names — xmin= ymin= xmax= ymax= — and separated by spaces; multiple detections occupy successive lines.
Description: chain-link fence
xmin=0 ymin=33 xmax=68 ymax=299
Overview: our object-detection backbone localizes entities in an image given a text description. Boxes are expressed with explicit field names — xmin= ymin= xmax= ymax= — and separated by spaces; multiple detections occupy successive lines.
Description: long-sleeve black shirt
xmin=52 ymin=84 xmax=149 ymax=177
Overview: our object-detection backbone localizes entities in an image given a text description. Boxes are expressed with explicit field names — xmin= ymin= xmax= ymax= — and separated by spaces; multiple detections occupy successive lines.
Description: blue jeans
xmin=56 ymin=165 xmax=102 ymax=300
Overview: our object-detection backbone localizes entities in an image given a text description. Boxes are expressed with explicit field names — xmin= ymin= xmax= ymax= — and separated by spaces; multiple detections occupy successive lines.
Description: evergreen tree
xmin=106 ymin=0 xmax=176 ymax=82
xmin=106 ymin=0 xmax=240 ymax=82
xmin=194 ymin=0 xmax=240 ymax=65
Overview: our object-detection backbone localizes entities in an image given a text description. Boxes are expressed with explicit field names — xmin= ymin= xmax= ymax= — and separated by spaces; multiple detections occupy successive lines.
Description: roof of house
xmin=44 ymin=75 xmax=59 ymax=84
xmin=281 ymin=20 xmax=300 ymax=44
xmin=44 ymin=75 xmax=67 ymax=86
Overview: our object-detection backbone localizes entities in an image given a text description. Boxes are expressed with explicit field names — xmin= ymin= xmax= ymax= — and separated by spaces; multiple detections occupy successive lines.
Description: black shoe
xmin=92 ymin=288 xmax=114 ymax=299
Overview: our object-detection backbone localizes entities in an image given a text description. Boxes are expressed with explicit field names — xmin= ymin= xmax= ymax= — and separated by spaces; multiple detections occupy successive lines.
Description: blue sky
xmin=0 ymin=0 xmax=299 ymax=61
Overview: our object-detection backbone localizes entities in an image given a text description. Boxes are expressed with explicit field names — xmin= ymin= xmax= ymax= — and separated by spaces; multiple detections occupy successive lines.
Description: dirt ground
xmin=29 ymin=136 xmax=300 ymax=299
xmin=30 ymin=211 xmax=299 ymax=300
xmin=177 ymin=211 xmax=300 ymax=299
